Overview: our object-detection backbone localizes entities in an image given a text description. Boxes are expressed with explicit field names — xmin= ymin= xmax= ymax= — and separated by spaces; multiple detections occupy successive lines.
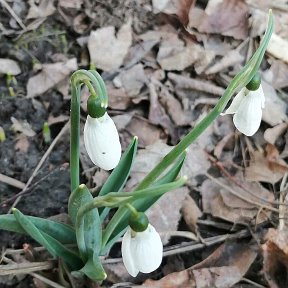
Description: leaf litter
xmin=1 ymin=0 xmax=288 ymax=287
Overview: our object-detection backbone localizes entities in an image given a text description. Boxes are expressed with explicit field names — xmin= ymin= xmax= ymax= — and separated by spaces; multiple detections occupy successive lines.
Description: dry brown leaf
xmin=88 ymin=21 xmax=132 ymax=71
xmin=112 ymin=114 xmax=133 ymax=131
xmin=0 ymin=59 xmax=21 ymax=75
xmin=245 ymin=144 xmax=288 ymax=184
xmin=11 ymin=117 xmax=36 ymax=137
xmin=168 ymin=72 xmax=225 ymax=96
xmin=264 ymin=123 xmax=288 ymax=145
xmin=181 ymin=195 xmax=202 ymax=234
xmin=143 ymin=241 xmax=257 ymax=288
xmin=157 ymin=37 xmax=214 ymax=72
xmin=152 ymin=0 xmax=195 ymax=27
xmin=26 ymin=0 xmax=56 ymax=19
xmin=201 ymin=175 xmax=273 ymax=223
xmin=47 ymin=115 xmax=69 ymax=125
xmin=195 ymin=0 xmax=249 ymax=40
xmin=113 ymin=64 xmax=147 ymax=96
xmin=148 ymin=80 xmax=175 ymax=137
xmin=269 ymin=60 xmax=288 ymax=89
xmin=106 ymin=84 xmax=131 ymax=110
xmin=147 ymin=187 xmax=190 ymax=245
xmin=261 ymin=79 xmax=288 ymax=126
xmin=205 ymin=49 xmax=244 ymax=75
xmin=27 ymin=58 xmax=77 ymax=98
xmin=267 ymin=33 xmax=288 ymax=63
xmin=263 ymin=228 xmax=288 ymax=288
xmin=126 ymin=117 xmax=165 ymax=148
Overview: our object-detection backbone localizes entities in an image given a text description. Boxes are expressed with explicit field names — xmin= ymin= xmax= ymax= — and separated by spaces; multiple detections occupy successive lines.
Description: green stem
xmin=135 ymin=11 xmax=274 ymax=191
xmin=70 ymin=70 xmax=109 ymax=192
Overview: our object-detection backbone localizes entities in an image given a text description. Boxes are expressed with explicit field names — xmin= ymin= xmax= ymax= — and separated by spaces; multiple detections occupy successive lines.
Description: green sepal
xmin=129 ymin=212 xmax=148 ymax=232
xmin=99 ymin=136 xmax=138 ymax=222
xmin=12 ymin=209 xmax=82 ymax=271
xmin=72 ymin=252 xmax=106 ymax=282
xmin=245 ymin=72 xmax=261 ymax=91
xmin=87 ymin=95 xmax=106 ymax=118
xmin=100 ymin=152 xmax=186 ymax=254
xmin=0 ymin=214 xmax=76 ymax=244
xmin=69 ymin=184 xmax=102 ymax=262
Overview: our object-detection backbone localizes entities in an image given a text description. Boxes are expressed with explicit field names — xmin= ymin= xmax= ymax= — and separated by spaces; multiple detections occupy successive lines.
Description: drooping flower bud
xmin=222 ymin=73 xmax=265 ymax=136
xmin=121 ymin=211 xmax=163 ymax=277
xmin=84 ymin=113 xmax=121 ymax=170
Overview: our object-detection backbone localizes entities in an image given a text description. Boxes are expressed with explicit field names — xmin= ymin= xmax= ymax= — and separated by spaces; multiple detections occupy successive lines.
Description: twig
xmin=159 ymin=230 xmax=198 ymax=241
xmin=30 ymin=272 xmax=67 ymax=288
xmin=0 ymin=260 xmax=54 ymax=276
xmin=0 ymin=0 xmax=26 ymax=30
xmin=0 ymin=173 xmax=25 ymax=189
xmin=241 ymin=277 xmax=267 ymax=288
xmin=8 ymin=122 xmax=69 ymax=213
xmin=205 ymin=172 xmax=278 ymax=212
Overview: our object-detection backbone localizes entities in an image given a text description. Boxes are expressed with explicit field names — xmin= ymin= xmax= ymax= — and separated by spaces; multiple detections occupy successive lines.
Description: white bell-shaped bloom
xmin=84 ymin=113 xmax=121 ymax=170
xmin=222 ymin=85 xmax=265 ymax=136
xmin=121 ymin=224 xmax=163 ymax=277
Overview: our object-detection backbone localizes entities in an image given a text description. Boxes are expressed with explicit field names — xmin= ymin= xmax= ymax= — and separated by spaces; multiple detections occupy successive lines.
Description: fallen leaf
xmin=195 ymin=0 xmax=249 ymax=40
xmin=126 ymin=117 xmax=165 ymax=148
xmin=106 ymin=84 xmax=131 ymax=110
xmin=0 ymin=59 xmax=21 ymax=75
xmin=267 ymin=33 xmax=288 ymax=64
xmin=143 ymin=241 xmax=257 ymax=287
xmin=201 ymin=174 xmax=273 ymax=223
xmin=181 ymin=195 xmax=202 ymax=234
xmin=11 ymin=117 xmax=36 ymax=137
xmin=152 ymin=0 xmax=195 ymax=27
xmin=245 ymin=144 xmax=288 ymax=184
xmin=112 ymin=114 xmax=133 ymax=131
xmin=263 ymin=229 xmax=288 ymax=288
xmin=261 ymin=79 xmax=288 ymax=126
xmin=147 ymin=187 xmax=190 ymax=245
xmin=113 ymin=64 xmax=147 ymax=97
xmin=47 ymin=115 xmax=69 ymax=125
xmin=88 ymin=20 xmax=132 ymax=71
xmin=27 ymin=58 xmax=77 ymax=98
xmin=264 ymin=123 xmax=288 ymax=145
xmin=157 ymin=37 xmax=214 ymax=72
xmin=26 ymin=0 xmax=56 ymax=19
xmin=269 ymin=60 xmax=288 ymax=89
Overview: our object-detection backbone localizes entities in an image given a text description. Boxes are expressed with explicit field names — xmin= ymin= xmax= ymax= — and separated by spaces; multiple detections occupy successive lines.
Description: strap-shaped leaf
xmin=101 ymin=153 xmax=186 ymax=254
xmin=99 ymin=137 xmax=138 ymax=221
xmin=12 ymin=209 xmax=82 ymax=271
xmin=0 ymin=214 xmax=76 ymax=244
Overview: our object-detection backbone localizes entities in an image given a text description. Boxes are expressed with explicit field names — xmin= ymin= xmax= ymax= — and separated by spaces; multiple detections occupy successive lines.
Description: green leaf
xmin=71 ymin=185 xmax=102 ymax=262
xmin=12 ymin=209 xmax=82 ymax=271
xmin=101 ymin=156 xmax=186 ymax=254
xmin=99 ymin=136 xmax=138 ymax=221
xmin=76 ymin=252 xmax=106 ymax=282
xmin=0 ymin=214 xmax=76 ymax=244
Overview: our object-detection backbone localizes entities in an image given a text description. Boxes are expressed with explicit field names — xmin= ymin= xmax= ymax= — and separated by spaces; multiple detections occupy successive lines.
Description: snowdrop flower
xmin=84 ymin=113 xmax=121 ymax=170
xmin=121 ymin=224 xmax=163 ymax=277
xmin=222 ymin=74 xmax=265 ymax=136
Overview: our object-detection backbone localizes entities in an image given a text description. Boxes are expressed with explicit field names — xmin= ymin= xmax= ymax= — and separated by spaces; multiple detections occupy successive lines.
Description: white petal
xmin=121 ymin=228 xmax=139 ymax=277
xmin=233 ymin=90 xmax=263 ymax=136
xmin=222 ymin=88 xmax=246 ymax=115
xmin=130 ymin=224 xmax=163 ymax=274
xmin=252 ymin=84 xmax=265 ymax=108
xmin=84 ymin=113 xmax=121 ymax=170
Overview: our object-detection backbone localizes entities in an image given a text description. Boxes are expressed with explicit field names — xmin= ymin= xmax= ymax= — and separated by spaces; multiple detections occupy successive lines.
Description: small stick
xmin=0 ymin=0 xmax=26 ymax=30
xmin=0 ymin=173 xmax=25 ymax=189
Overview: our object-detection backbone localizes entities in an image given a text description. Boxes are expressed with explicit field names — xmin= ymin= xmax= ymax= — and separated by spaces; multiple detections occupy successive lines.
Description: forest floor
xmin=1 ymin=0 xmax=288 ymax=287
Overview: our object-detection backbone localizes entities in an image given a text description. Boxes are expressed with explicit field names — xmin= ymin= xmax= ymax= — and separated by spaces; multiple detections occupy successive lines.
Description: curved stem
xmin=135 ymin=11 xmax=273 ymax=190
xmin=69 ymin=70 xmax=109 ymax=192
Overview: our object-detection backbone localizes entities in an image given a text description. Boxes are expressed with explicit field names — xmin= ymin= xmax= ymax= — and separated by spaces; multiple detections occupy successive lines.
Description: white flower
xmin=84 ymin=113 xmax=121 ymax=170
xmin=121 ymin=224 xmax=163 ymax=277
xmin=222 ymin=85 xmax=265 ymax=136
